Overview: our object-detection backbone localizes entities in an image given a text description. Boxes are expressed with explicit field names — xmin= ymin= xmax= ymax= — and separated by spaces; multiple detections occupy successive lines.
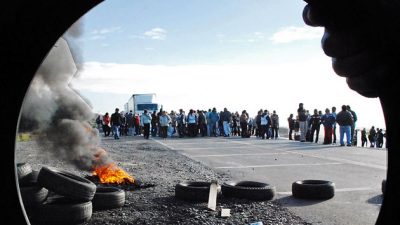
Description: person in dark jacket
xmin=297 ymin=103 xmax=308 ymax=142
xmin=361 ymin=128 xmax=368 ymax=147
xmin=368 ymin=126 xmax=377 ymax=148
xmin=110 ymin=108 xmax=123 ymax=140
xmin=309 ymin=109 xmax=321 ymax=143
xmin=346 ymin=105 xmax=358 ymax=144
xmin=287 ymin=114 xmax=295 ymax=140
xmin=335 ymin=105 xmax=354 ymax=146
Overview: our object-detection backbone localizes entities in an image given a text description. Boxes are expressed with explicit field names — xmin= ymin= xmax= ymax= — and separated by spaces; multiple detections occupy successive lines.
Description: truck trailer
xmin=124 ymin=93 xmax=160 ymax=115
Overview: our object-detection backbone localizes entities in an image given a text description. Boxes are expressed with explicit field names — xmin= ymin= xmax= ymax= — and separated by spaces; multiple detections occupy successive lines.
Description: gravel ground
xmin=16 ymin=135 xmax=311 ymax=225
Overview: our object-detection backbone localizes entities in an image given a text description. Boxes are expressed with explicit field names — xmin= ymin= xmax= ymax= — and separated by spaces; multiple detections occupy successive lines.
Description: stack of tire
xmin=18 ymin=163 xmax=49 ymax=213
xmin=18 ymin=164 xmax=126 ymax=224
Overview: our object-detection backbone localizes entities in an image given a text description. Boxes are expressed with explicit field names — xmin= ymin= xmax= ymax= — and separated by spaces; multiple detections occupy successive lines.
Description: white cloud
xmin=88 ymin=26 xmax=122 ymax=41
xmin=270 ymin=26 xmax=323 ymax=44
xmin=89 ymin=35 xmax=106 ymax=40
xmin=144 ymin=28 xmax=167 ymax=40
xmin=91 ymin=26 xmax=122 ymax=35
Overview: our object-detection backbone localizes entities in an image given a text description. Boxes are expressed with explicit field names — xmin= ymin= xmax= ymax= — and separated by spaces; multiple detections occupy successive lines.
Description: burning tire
xmin=17 ymin=162 xmax=32 ymax=180
xmin=92 ymin=187 xmax=125 ymax=210
xmin=175 ymin=181 xmax=221 ymax=202
xmin=37 ymin=166 xmax=96 ymax=202
xmin=221 ymin=181 xmax=276 ymax=201
xmin=30 ymin=195 xmax=92 ymax=225
xmin=292 ymin=180 xmax=335 ymax=200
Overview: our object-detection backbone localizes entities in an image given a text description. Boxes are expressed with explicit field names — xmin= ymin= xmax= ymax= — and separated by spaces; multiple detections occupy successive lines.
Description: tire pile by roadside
xmin=16 ymin=136 xmax=312 ymax=225
xmin=17 ymin=163 xmax=126 ymax=225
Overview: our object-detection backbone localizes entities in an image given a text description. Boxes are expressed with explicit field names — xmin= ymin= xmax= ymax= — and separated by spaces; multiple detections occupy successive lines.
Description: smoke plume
xmin=18 ymin=22 xmax=110 ymax=171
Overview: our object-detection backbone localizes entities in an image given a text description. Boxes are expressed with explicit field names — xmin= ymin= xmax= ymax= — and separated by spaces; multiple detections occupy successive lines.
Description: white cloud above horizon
xmin=144 ymin=28 xmax=167 ymax=40
xmin=87 ymin=26 xmax=123 ymax=41
xmin=270 ymin=26 xmax=323 ymax=44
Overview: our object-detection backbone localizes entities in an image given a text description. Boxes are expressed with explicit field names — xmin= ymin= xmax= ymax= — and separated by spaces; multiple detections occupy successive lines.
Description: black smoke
xmin=18 ymin=22 xmax=110 ymax=171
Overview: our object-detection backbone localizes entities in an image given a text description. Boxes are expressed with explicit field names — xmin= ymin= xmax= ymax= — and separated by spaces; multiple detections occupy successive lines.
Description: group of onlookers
xmin=287 ymin=103 xmax=385 ymax=148
xmin=95 ymin=107 xmax=281 ymax=140
xmin=94 ymin=104 xmax=385 ymax=149
xmin=360 ymin=126 xmax=386 ymax=148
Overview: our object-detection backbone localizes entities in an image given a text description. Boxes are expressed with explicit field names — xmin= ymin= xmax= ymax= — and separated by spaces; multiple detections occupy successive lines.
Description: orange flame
xmin=93 ymin=163 xmax=135 ymax=184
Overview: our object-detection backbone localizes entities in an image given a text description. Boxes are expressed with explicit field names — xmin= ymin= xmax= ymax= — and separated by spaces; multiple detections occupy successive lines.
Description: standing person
xmin=240 ymin=110 xmax=249 ymax=138
xmin=248 ymin=117 xmax=254 ymax=136
xmin=197 ymin=110 xmax=207 ymax=137
xmin=255 ymin=110 xmax=262 ymax=138
xmin=126 ymin=110 xmax=134 ymax=136
xmin=208 ymin=107 xmax=219 ymax=137
xmin=187 ymin=109 xmax=198 ymax=137
xmin=361 ymin=128 xmax=368 ymax=147
xmin=95 ymin=115 xmax=103 ymax=131
xmin=377 ymin=129 xmax=384 ymax=148
xmin=221 ymin=108 xmax=232 ymax=137
xmin=121 ymin=112 xmax=127 ymax=136
xmin=151 ymin=110 xmax=158 ymax=137
xmin=110 ymin=108 xmax=123 ymax=140
xmin=177 ymin=109 xmax=187 ymax=138
xmin=346 ymin=105 xmax=358 ymax=145
xmin=368 ymin=126 xmax=377 ymax=148
xmin=321 ymin=108 xmax=335 ymax=145
xmin=169 ymin=110 xmax=178 ymax=137
xmin=309 ymin=109 xmax=321 ymax=143
xmin=140 ymin=109 xmax=152 ymax=139
xmin=335 ymin=105 xmax=354 ymax=146
xmin=270 ymin=110 xmax=279 ymax=139
xmin=102 ymin=112 xmax=111 ymax=137
xmin=331 ymin=106 xmax=337 ymax=144
xmin=159 ymin=111 xmax=171 ymax=139
xmin=260 ymin=110 xmax=269 ymax=139
xmin=205 ymin=109 xmax=212 ymax=136
xmin=287 ymin=114 xmax=295 ymax=140
xmin=297 ymin=103 xmax=308 ymax=142
xmin=133 ymin=113 xmax=141 ymax=136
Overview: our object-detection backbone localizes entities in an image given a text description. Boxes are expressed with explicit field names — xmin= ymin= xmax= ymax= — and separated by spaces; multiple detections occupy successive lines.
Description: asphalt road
xmin=153 ymin=136 xmax=386 ymax=225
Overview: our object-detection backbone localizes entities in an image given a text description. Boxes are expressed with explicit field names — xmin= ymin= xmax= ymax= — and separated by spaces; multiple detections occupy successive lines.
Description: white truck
xmin=124 ymin=93 xmax=161 ymax=115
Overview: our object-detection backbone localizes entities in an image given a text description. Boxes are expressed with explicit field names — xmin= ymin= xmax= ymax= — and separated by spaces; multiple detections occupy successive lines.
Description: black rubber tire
xmin=221 ymin=181 xmax=276 ymax=201
xmin=20 ymin=186 xmax=49 ymax=209
xmin=382 ymin=179 xmax=386 ymax=194
xmin=175 ymin=181 xmax=221 ymax=202
xmin=292 ymin=180 xmax=335 ymax=200
xmin=19 ymin=170 xmax=49 ymax=209
xmin=30 ymin=195 xmax=92 ymax=225
xmin=17 ymin=163 xmax=32 ymax=180
xmin=37 ymin=166 xmax=96 ymax=202
xmin=92 ymin=187 xmax=125 ymax=210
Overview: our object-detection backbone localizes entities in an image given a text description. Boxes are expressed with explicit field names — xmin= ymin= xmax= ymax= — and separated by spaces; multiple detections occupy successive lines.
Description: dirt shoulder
xmin=15 ymin=135 xmax=310 ymax=225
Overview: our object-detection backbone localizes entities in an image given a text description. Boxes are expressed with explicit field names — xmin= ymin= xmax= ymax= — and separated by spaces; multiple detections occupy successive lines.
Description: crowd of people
xmin=287 ymin=103 xmax=386 ymax=148
xmin=94 ymin=103 xmax=385 ymax=149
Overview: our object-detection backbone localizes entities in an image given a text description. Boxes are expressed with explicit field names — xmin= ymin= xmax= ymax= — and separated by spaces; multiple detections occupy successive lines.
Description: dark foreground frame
xmin=1 ymin=1 xmax=397 ymax=224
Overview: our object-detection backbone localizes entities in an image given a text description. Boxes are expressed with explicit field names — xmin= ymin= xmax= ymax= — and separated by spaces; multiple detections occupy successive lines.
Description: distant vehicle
xmin=124 ymin=93 xmax=161 ymax=115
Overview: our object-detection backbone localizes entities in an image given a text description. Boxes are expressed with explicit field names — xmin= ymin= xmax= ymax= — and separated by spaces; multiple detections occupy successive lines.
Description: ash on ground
xmin=15 ymin=136 xmax=311 ymax=225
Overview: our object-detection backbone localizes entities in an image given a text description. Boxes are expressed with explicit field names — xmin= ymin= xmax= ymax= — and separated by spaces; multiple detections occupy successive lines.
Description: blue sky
xmin=78 ymin=0 xmax=317 ymax=65
xmin=67 ymin=0 xmax=386 ymax=129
